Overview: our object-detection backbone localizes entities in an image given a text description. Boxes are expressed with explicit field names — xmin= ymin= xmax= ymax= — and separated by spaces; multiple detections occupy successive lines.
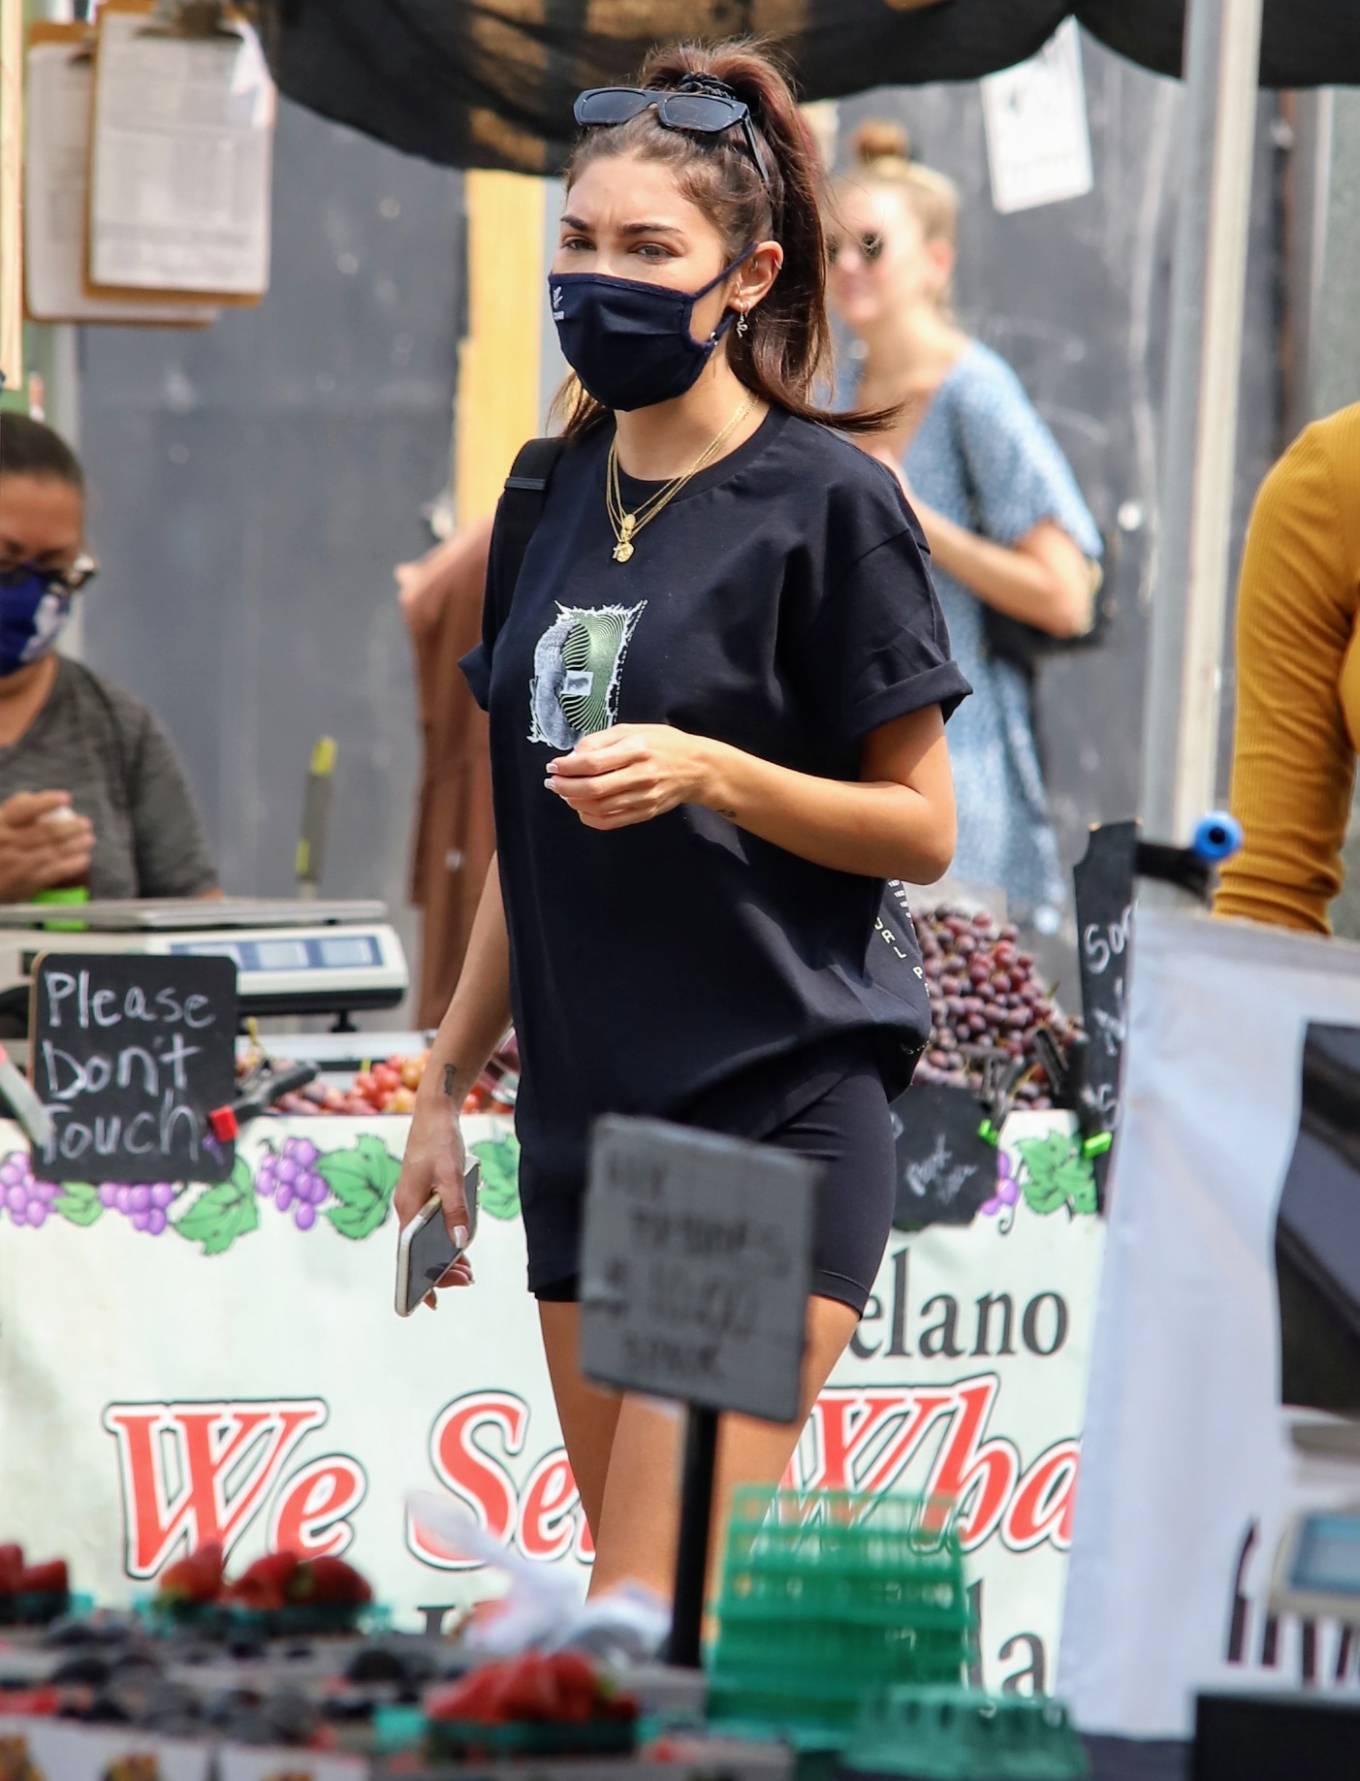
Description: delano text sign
xmin=580 ymin=1117 xmax=816 ymax=1425
xmin=31 ymin=953 xmax=237 ymax=1185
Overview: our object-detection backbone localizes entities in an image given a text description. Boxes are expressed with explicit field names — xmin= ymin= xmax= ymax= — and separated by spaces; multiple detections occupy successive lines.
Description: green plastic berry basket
xmin=141 ymin=1597 xmax=232 ymax=1637
xmin=140 ymin=1597 xmax=384 ymax=1640
xmin=219 ymin=1600 xmax=382 ymax=1639
xmin=839 ymin=1685 xmax=1090 ymax=1778
xmin=0 ymin=1590 xmax=72 ymax=1627
xmin=709 ymin=1490 xmax=972 ymax=1739
xmin=425 ymin=1717 xmax=637 ymax=1761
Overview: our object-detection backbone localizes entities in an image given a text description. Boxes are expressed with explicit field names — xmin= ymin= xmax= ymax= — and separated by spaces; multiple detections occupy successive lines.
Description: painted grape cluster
xmin=0 ymin=1154 xmax=58 ymax=1229
xmin=254 ymin=1136 xmax=330 ymax=1230
xmin=982 ymin=1151 xmax=1022 ymax=1220
xmin=0 ymin=1125 xmax=514 ymax=1253
xmin=98 ymin=1182 xmax=178 ymax=1235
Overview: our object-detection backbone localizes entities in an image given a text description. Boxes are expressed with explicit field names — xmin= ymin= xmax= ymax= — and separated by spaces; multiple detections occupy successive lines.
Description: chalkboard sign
xmin=579 ymin=1117 xmax=816 ymax=1426
xmin=1073 ymin=820 xmax=1137 ymax=1196
xmin=891 ymin=1079 xmax=998 ymax=1230
xmin=30 ymin=953 xmax=237 ymax=1185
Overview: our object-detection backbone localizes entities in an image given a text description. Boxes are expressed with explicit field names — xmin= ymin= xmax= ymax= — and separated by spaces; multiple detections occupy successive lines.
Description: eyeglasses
xmin=826 ymin=231 xmax=887 ymax=266
xmin=574 ymin=80 xmax=773 ymax=193
xmin=0 ymin=554 xmax=99 ymax=596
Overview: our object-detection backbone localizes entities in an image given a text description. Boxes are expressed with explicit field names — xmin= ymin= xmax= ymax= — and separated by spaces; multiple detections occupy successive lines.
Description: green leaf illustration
xmin=54 ymin=1181 xmax=104 ymax=1228
xmin=319 ymin=1134 xmax=401 ymax=1241
xmin=470 ymin=1134 xmax=521 ymax=1221
xmin=173 ymin=1159 xmax=259 ymax=1256
xmin=1014 ymin=1132 xmax=1098 ymax=1218
xmin=1064 ymin=1153 xmax=1099 ymax=1217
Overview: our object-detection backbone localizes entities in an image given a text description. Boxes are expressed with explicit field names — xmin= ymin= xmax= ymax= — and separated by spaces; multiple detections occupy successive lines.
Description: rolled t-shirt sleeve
xmin=129 ymin=710 xmax=218 ymax=897
xmin=801 ymin=526 xmax=972 ymax=751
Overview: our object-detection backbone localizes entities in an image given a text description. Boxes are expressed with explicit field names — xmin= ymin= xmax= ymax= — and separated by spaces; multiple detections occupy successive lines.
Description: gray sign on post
xmin=579 ymin=1116 xmax=817 ymax=1426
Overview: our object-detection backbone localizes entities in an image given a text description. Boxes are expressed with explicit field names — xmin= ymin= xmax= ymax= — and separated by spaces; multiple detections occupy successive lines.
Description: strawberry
xmin=499 ymin=1653 xmax=562 ymax=1724
xmin=157 ymin=1542 xmax=224 ymax=1605
xmin=17 ymin=1560 xmax=67 ymax=1597
xmin=222 ymin=1550 xmax=300 ymax=1611
xmin=427 ymin=1667 xmax=512 ymax=1725
xmin=546 ymin=1651 xmax=599 ymax=1725
xmin=0 ymin=1545 xmax=24 ymax=1594
xmin=290 ymin=1555 xmax=372 ymax=1607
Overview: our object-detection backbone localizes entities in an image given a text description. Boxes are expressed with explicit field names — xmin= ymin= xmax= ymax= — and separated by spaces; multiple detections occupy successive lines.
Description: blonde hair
xmin=844 ymin=119 xmax=959 ymax=245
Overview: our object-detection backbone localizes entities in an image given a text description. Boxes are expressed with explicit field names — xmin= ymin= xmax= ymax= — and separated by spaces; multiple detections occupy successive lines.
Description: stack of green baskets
xmin=838 ymin=1686 xmax=1090 ymax=1779
xmin=708 ymin=1489 xmax=972 ymax=1739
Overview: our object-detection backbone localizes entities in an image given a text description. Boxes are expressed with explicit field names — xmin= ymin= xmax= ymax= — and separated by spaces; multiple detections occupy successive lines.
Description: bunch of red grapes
xmin=913 ymin=907 xmax=1078 ymax=1110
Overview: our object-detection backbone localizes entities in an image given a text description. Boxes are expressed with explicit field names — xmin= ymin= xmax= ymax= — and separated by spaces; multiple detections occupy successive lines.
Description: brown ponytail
xmin=557 ymin=38 xmax=895 ymax=441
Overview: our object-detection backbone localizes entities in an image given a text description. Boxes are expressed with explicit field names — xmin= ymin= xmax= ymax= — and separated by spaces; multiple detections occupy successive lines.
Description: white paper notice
xmin=981 ymin=20 xmax=1095 ymax=216
xmin=89 ymin=11 xmax=274 ymax=297
xmin=25 ymin=42 xmax=218 ymax=324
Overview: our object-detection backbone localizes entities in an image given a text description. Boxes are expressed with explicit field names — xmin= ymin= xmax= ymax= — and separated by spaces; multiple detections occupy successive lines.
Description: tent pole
xmin=1137 ymin=0 xmax=1265 ymax=867
xmin=0 ymin=0 xmax=23 ymax=395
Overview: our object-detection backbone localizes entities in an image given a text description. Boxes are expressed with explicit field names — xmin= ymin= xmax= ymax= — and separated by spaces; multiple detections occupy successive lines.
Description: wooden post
xmin=454 ymin=171 xmax=545 ymax=529
xmin=0 ymin=0 xmax=24 ymax=394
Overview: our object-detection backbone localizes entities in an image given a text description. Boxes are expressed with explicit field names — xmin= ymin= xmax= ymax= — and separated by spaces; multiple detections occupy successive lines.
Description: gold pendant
xmin=613 ymin=511 xmax=636 ymax=563
xmin=612 ymin=539 xmax=634 ymax=563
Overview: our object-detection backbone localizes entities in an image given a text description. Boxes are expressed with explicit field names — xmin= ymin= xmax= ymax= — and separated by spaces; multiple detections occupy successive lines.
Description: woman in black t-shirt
xmin=394 ymin=40 xmax=969 ymax=1602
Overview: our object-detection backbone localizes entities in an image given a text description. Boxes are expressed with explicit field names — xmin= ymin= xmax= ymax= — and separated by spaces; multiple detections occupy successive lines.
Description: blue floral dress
xmin=902 ymin=342 xmax=1101 ymax=928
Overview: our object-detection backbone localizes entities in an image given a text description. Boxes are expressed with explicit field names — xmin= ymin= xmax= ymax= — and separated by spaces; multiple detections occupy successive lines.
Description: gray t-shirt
xmin=0 ymin=659 xmax=217 ymax=900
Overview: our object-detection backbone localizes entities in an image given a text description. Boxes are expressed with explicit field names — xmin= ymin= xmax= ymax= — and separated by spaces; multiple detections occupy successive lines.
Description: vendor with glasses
xmin=0 ymin=414 xmax=218 ymax=903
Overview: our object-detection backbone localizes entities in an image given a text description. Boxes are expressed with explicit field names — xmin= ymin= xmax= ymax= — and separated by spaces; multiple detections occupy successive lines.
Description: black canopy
xmin=255 ymin=1 xmax=1360 ymax=175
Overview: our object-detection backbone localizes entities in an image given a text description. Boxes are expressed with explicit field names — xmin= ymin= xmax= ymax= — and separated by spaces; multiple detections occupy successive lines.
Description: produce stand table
xmin=0 ymin=1101 xmax=1103 ymax=1694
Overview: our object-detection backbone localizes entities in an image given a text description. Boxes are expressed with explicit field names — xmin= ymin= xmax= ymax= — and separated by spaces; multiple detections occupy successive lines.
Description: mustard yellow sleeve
xmin=1215 ymin=413 xmax=1360 ymax=933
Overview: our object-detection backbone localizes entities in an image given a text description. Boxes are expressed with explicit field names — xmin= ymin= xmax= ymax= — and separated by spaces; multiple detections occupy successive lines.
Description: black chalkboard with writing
xmin=891 ymin=1079 xmax=999 ymax=1230
xmin=30 ymin=953 xmax=237 ymax=1185
xmin=1073 ymin=820 xmax=1138 ymax=1198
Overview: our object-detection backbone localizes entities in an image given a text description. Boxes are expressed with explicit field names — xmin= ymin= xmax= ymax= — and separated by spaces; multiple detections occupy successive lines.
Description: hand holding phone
xmin=395 ymin=1163 xmax=480 ymax=1317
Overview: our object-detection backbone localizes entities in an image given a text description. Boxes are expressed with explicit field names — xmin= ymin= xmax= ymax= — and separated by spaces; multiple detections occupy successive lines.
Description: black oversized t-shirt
xmin=463 ymin=407 xmax=970 ymax=1193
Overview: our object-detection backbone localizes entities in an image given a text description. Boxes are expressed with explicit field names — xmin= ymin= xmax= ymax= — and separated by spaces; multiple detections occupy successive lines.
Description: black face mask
xmin=548 ymin=246 xmax=754 ymax=412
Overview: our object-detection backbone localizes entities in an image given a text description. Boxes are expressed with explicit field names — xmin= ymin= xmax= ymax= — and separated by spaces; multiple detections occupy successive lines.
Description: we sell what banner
xmin=1060 ymin=910 xmax=1360 ymax=1737
xmin=0 ymin=1110 xmax=1103 ymax=1692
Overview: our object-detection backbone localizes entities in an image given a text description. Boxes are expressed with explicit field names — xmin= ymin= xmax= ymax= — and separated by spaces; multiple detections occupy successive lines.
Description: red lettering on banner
xmin=409 ymin=1392 xmax=529 ymax=1571
xmin=1002 ymin=1440 xmax=1079 ymax=1553
xmin=518 ymin=1450 xmax=580 ymax=1563
xmin=269 ymin=1455 xmax=368 ymax=1558
xmin=787 ymin=1379 xmax=1075 ymax=1557
xmin=799 ymin=1392 xmax=916 ymax=1492
xmin=922 ymin=1377 xmax=1019 ymax=1549
xmin=857 ymin=1390 xmax=957 ymax=1497
xmin=797 ymin=1386 xmax=955 ymax=1497
xmin=102 ymin=1398 xmax=329 ymax=1578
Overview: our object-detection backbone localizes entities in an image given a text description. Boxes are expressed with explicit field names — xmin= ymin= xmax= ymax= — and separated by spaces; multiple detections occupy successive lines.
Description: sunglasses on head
xmin=574 ymin=78 xmax=773 ymax=193
xmin=826 ymin=230 xmax=887 ymax=266
xmin=0 ymin=554 xmax=98 ymax=596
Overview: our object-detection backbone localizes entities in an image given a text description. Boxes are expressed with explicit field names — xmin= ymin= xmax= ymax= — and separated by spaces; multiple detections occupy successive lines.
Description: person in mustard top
xmin=1216 ymin=402 xmax=1360 ymax=933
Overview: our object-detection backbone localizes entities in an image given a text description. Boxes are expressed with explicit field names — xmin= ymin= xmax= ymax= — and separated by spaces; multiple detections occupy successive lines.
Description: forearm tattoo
xmin=442 ymin=1064 xmax=457 ymax=1099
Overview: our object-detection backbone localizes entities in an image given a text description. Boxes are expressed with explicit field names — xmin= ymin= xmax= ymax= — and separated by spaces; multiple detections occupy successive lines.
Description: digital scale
xmin=0 ymin=897 xmax=409 ymax=1028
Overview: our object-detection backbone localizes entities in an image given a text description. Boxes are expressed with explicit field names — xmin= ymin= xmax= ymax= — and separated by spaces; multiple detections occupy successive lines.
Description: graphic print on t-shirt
xmin=528 ymin=601 xmax=647 ymax=749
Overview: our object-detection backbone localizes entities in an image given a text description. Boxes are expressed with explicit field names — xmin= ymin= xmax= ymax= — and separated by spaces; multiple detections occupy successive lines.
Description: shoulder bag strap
xmin=491 ymin=436 xmax=566 ymax=634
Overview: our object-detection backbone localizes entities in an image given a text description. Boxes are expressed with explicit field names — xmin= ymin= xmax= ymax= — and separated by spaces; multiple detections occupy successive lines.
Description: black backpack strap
xmin=490 ymin=436 xmax=566 ymax=634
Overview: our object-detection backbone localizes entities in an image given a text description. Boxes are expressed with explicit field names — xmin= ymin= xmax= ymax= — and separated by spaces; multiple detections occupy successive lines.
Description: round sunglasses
xmin=574 ymin=83 xmax=773 ymax=193
xmin=826 ymin=230 xmax=888 ymax=267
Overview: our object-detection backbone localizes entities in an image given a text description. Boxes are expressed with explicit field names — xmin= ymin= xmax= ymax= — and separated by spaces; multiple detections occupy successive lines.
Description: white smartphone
xmin=394 ymin=1164 xmax=480 ymax=1317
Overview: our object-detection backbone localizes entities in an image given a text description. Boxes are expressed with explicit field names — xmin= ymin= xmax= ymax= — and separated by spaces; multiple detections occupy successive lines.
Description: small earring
xmin=736 ymin=311 xmax=750 ymax=339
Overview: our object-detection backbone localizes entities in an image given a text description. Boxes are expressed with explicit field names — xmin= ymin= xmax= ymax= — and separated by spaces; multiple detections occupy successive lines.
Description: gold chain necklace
xmin=606 ymin=397 xmax=756 ymax=563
